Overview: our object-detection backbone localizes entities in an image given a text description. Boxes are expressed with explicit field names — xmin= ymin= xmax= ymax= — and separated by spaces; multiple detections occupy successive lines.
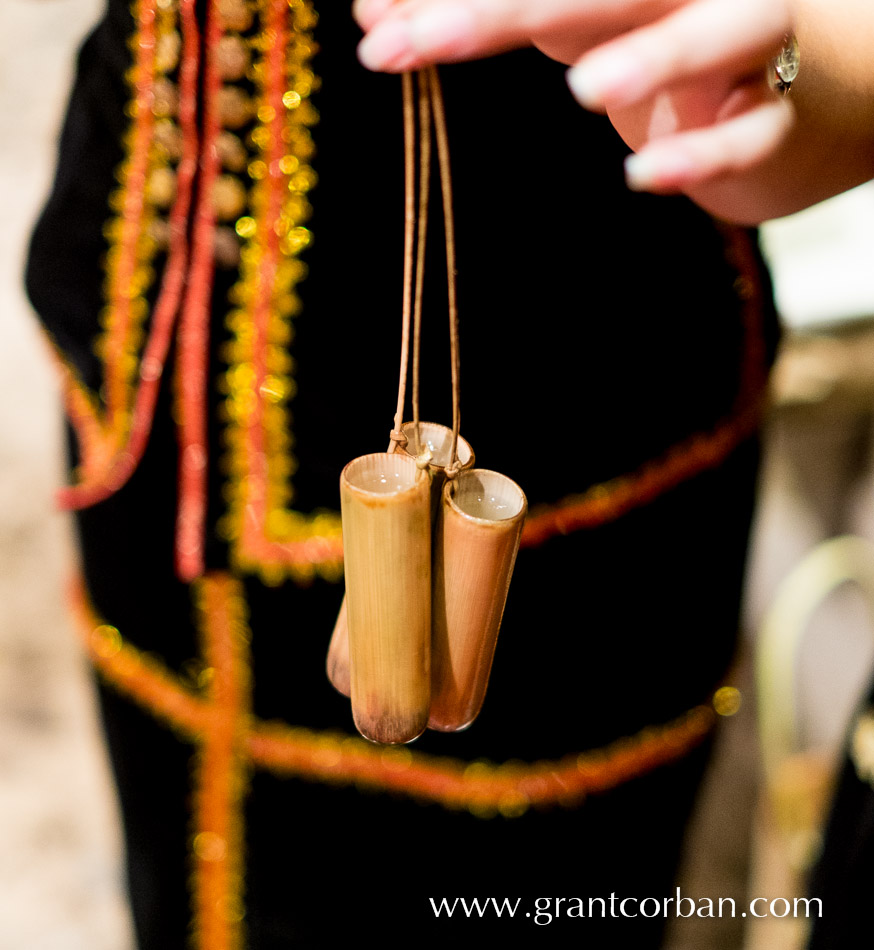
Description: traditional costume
xmin=26 ymin=0 xmax=776 ymax=945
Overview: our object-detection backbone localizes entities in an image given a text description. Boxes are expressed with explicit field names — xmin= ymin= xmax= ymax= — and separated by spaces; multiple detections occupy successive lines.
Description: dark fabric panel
xmin=27 ymin=2 xmax=777 ymax=947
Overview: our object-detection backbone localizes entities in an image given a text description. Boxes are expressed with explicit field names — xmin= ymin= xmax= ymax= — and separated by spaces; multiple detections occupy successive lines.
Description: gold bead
xmin=288 ymin=168 xmax=317 ymax=193
xmin=192 ymin=831 xmax=227 ymax=862
xmin=217 ymin=0 xmax=253 ymax=32
xmin=291 ymin=4 xmax=318 ymax=32
xmin=155 ymin=30 xmax=181 ymax=73
xmin=235 ymin=216 xmax=257 ymax=239
xmin=148 ymin=218 xmax=171 ymax=250
xmin=216 ymin=132 xmax=248 ymax=172
xmin=146 ymin=166 xmax=177 ymax=208
xmin=91 ymin=625 xmax=122 ymax=659
xmin=259 ymin=375 xmax=287 ymax=403
xmin=153 ymin=119 xmax=183 ymax=160
xmin=151 ymin=78 xmax=178 ymax=118
xmin=219 ymin=86 xmax=252 ymax=129
xmin=713 ymin=686 xmax=742 ymax=717
xmin=284 ymin=194 xmax=309 ymax=222
xmin=217 ymin=35 xmax=250 ymax=82
xmin=278 ymin=154 xmax=299 ymax=175
xmin=249 ymin=126 xmax=270 ymax=149
xmin=214 ymin=227 xmax=242 ymax=268
xmin=213 ymin=174 xmax=247 ymax=220
xmin=279 ymin=227 xmax=311 ymax=255
xmin=247 ymin=159 xmax=267 ymax=180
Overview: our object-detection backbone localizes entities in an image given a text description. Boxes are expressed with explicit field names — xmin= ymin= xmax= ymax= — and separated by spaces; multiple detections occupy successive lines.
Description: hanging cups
xmin=327 ymin=421 xmax=474 ymax=699
xmin=329 ymin=69 xmax=526 ymax=744
xmin=429 ymin=469 xmax=527 ymax=733
xmin=340 ymin=452 xmax=432 ymax=745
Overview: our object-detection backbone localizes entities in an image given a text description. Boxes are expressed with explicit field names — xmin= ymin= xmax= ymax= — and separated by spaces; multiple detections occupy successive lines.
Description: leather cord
xmin=390 ymin=68 xmax=460 ymax=476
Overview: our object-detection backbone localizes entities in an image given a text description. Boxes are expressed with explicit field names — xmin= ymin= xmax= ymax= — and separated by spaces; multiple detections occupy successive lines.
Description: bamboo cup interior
xmin=401 ymin=422 xmax=473 ymax=470
xmin=343 ymin=452 xmax=422 ymax=496
xmin=448 ymin=469 xmax=526 ymax=522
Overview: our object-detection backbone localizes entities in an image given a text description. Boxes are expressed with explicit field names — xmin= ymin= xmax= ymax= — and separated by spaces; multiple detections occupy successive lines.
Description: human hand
xmin=352 ymin=0 xmax=796 ymax=198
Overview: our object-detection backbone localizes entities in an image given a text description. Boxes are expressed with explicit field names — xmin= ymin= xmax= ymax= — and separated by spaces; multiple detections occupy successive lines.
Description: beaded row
xmin=58 ymin=0 xmax=199 ymax=510
xmin=218 ymin=0 xmax=337 ymax=586
xmin=189 ymin=575 xmax=250 ymax=950
xmin=74 ymin=574 xmax=730 ymax=817
xmin=99 ymin=0 xmax=165 ymax=429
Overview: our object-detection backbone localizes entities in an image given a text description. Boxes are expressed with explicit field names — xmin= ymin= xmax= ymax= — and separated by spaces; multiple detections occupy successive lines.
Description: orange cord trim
xmin=173 ymin=0 xmax=223 ymax=582
xmin=72 ymin=574 xmax=718 ymax=818
xmin=86 ymin=616 xmax=209 ymax=737
xmin=189 ymin=574 xmax=250 ymax=950
xmin=57 ymin=0 xmax=200 ymax=511
xmin=522 ymin=225 xmax=767 ymax=548
xmin=219 ymin=0 xmax=330 ymax=587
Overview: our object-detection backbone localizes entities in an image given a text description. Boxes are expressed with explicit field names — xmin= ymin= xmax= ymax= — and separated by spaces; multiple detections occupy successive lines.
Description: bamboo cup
xmin=429 ymin=469 xmax=527 ymax=733
xmin=341 ymin=452 xmax=432 ymax=744
xmin=327 ymin=423 xmax=473 ymax=698
xmin=402 ymin=421 xmax=474 ymax=518
xmin=325 ymin=598 xmax=351 ymax=696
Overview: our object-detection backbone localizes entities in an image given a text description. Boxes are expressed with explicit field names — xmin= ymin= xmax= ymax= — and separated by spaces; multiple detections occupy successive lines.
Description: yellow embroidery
xmin=75 ymin=574 xmax=718 ymax=819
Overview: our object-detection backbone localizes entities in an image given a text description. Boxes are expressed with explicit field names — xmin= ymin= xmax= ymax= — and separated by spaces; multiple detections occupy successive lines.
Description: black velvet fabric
xmin=26 ymin=2 xmax=778 ymax=947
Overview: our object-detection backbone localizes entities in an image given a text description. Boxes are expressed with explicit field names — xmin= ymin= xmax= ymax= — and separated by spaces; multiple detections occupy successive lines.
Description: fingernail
xmin=353 ymin=0 xmax=394 ymax=30
xmin=567 ymin=54 xmax=643 ymax=109
xmin=624 ymin=151 xmax=695 ymax=192
xmin=358 ymin=20 xmax=416 ymax=71
xmin=357 ymin=4 xmax=476 ymax=71
xmin=406 ymin=4 xmax=475 ymax=57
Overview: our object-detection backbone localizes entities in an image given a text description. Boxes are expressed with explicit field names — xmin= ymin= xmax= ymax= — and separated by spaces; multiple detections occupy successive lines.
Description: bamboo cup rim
xmin=444 ymin=469 xmax=527 ymax=525
xmin=400 ymin=421 xmax=473 ymax=470
xmin=341 ymin=452 xmax=427 ymax=499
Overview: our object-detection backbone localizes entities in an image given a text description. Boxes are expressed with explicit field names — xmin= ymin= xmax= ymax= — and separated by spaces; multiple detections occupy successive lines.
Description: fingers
xmin=352 ymin=0 xmax=797 ymax=210
xmin=354 ymin=0 xmax=677 ymax=72
xmin=623 ymin=96 xmax=794 ymax=193
xmin=357 ymin=1 xmax=482 ymax=71
xmin=566 ymin=0 xmax=792 ymax=112
xmin=353 ymin=0 xmax=396 ymax=31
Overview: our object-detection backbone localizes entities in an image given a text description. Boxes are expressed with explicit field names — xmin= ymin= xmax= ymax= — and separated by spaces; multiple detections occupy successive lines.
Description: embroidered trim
xmin=174 ymin=0 xmax=226 ymax=581
xmin=58 ymin=0 xmax=200 ymax=511
xmin=219 ymin=0 xmax=329 ymax=586
xmin=188 ymin=575 xmax=250 ymax=950
xmin=75 ymin=574 xmax=718 ymax=818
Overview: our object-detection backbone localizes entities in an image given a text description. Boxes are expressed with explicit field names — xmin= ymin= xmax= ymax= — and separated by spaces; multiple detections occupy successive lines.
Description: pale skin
xmin=352 ymin=0 xmax=874 ymax=225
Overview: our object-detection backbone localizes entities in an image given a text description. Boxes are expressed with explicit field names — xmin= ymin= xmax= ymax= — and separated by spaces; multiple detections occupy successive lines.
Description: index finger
xmin=354 ymin=0 xmax=678 ymax=72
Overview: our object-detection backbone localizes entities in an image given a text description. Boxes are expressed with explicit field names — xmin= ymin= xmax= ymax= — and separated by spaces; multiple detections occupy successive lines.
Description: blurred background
xmin=0 ymin=0 xmax=133 ymax=946
xmin=4 ymin=0 xmax=874 ymax=947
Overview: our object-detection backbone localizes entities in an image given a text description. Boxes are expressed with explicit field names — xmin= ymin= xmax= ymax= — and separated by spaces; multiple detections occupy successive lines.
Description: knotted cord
xmin=390 ymin=67 xmax=460 ymax=474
